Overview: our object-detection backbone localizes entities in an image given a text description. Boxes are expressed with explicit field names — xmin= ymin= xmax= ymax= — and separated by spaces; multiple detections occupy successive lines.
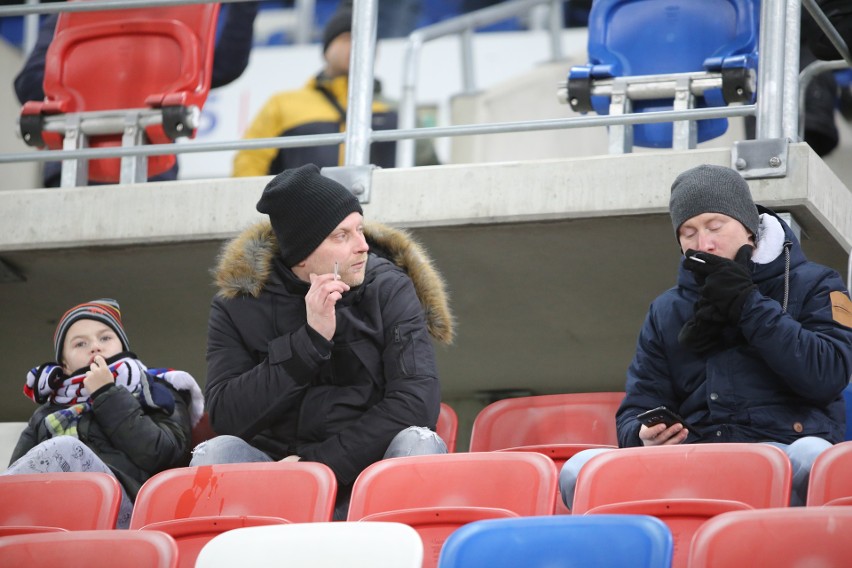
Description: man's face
xmin=677 ymin=212 xmax=753 ymax=260
xmin=294 ymin=212 xmax=369 ymax=286
xmin=324 ymin=32 xmax=351 ymax=78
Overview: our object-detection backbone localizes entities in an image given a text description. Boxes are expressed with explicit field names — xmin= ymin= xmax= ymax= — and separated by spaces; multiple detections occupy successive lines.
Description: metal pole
xmin=23 ymin=0 xmax=40 ymax=56
xmin=0 ymin=105 xmax=758 ymax=165
xmin=396 ymin=34 xmax=423 ymax=168
xmin=755 ymin=0 xmax=787 ymax=140
xmin=782 ymin=0 xmax=802 ymax=141
xmin=548 ymin=0 xmax=564 ymax=62
xmin=461 ymin=28 xmax=476 ymax=94
xmin=294 ymin=0 xmax=315 ymax=45
xmin=344 ymin=0 xmax=379 ymax=166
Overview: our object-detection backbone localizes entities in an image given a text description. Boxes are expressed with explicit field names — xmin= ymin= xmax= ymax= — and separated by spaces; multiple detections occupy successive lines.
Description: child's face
xmin=62 ymin=319 xmax=123 ymax=373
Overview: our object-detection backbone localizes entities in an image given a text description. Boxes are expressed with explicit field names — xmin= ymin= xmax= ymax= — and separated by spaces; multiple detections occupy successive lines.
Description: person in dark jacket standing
xmin=3 ymin=299 xmax=200 ymax=528
xmin=192 ymin=163 xmax=453 ymax=519
xmin=559 ymin=164 xmax=852 ymax=508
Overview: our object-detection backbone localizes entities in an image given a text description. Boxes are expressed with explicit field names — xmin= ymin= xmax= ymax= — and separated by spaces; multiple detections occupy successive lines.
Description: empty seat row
xmin=4 ymin=440 xmax=852 ymax=568
xmin=6 ymin=508 xmax=852 ymax=568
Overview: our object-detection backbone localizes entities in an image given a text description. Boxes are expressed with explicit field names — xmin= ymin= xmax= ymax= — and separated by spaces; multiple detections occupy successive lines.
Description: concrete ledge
xmin=3 ymin=143 xmax=849 ymax=253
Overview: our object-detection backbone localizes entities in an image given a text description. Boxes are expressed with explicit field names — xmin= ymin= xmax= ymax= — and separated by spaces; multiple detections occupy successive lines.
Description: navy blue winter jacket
xmin=617 ymin=208 xmax=852 ymax=447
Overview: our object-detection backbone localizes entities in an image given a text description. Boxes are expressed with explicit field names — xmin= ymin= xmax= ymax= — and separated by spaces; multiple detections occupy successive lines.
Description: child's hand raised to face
xmin=83 ymin=355 xmax=116 ymax=394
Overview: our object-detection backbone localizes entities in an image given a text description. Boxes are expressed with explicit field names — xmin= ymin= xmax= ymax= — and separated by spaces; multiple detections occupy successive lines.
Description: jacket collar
xmin=213 ymin=220 xmax=454 ymax=344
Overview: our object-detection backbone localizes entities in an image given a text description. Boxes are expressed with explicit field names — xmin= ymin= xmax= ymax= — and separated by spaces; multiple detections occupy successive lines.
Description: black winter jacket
xmin=11 ymin=379 xmax=192 ymax=499
xmin=206 ymin=221 xmax=453 ymax=485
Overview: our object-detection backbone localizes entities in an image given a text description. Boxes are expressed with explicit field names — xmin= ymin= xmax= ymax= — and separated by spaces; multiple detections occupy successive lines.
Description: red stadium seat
xmin=0 ymin=529 xmax=179 ymax=568
xmin=688 ymin=507 xmax=852 ymax=568
xmin=130 ymin=462 xmax=337 ymax=568
xmin=19 ymin=0 xmax=220 ymax=185
xmin=469 ymin=392 xmax=624 ymax=513
xmin=348 ymin=451 xmax=557 ymax=568
xmin=437 ymin=402 xmax=458 ymax=453
xmin=0 ymin=472 xmax=121 ymax=531
xmin=572 ymin=443 xmax=792 ymax=568
xmin=807 ymin=440 xmax=852 ymax=506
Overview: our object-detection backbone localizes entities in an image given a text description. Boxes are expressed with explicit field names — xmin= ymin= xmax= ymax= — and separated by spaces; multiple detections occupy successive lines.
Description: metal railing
xmin=0 ymin=0 xmax=850 ymax=190
xmin=395 ymin=0 xmax=565 ymax=167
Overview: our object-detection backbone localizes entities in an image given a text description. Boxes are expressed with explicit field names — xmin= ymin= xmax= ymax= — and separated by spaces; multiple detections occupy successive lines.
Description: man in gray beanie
xmin=559 ymin=163 xmax=852 ymax=510
xmin=195 ymin=164 xmax=454 ymax=519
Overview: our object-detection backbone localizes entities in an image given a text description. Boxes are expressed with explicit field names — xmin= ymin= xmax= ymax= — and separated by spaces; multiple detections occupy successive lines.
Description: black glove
xmin=678 ymin=297 xmax=728 ymax=354
xmin=683 ymin=245 xmax=756 ymax=324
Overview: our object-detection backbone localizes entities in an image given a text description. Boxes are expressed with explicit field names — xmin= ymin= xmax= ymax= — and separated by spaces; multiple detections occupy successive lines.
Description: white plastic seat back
xmin=194 ymin=522 xmax=423 ymax=568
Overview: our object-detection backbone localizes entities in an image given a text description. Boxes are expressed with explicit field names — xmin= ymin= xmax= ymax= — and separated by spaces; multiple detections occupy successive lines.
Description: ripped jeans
xmin=190 ymin=426 xmax=448 ymax=520
xmin=2 ymin=436 xmax=134 ymax=528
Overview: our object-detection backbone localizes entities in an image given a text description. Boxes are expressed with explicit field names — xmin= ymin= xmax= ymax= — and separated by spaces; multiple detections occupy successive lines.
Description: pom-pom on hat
xmin=322 ymin=8 xmax=352 ymax=54
xmin=256 ymin=163 xmax=363 ymax=267
xmin=54 ymin=299 xmax=129 ymax=363
xmin=669 ymin=164 xmax=760 ymax=240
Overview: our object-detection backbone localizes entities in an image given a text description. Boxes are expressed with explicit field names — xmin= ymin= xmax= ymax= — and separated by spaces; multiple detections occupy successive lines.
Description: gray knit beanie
xmin=256 ymin=163 xmax=363 ymax=267
xmin=669 ymin=164 xmax=760 ymax=239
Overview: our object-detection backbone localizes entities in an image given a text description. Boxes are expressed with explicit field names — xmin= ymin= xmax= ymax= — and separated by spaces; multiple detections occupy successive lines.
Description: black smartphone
xmin=636 ymin=406 xmax=687 ymax=428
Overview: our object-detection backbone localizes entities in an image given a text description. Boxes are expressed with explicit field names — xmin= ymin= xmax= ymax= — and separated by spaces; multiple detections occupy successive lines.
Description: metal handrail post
xmin=395 ymin=33 xmax=424 ymax=169
xmin=547 ymin=0 xmax=564 ymax=62
xmin=23 ymin=0 xmax=40 ymax=56
xmin=461 ymin=27 xmax=477 ymax=94
xmin=294 ymin=0 xmax=316 ymax=45
xmin=782 ymin=0 xmax=802 ymax=141
xmin=344 ymin=0 xmax=379 ymax=166
xmin=756 ymin=0 xmax=787 ymax=140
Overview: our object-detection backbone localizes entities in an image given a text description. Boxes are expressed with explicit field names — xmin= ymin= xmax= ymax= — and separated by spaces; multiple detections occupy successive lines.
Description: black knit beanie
xmin=256 ymin=164 xmax=363 ymax=267
xmin=322 ymin=8 xmax=352 ymax=54
xmin=669 ymin=164 xmax=760 ymax=240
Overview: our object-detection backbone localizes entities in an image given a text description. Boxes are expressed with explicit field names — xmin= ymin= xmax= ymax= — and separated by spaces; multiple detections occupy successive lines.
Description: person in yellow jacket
xmin=233 ymin=8 xmax=401 ymax=177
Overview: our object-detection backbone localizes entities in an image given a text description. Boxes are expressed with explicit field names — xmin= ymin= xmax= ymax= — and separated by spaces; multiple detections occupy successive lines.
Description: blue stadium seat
xmin=564 ymin=0 xmax=760 ymax=149
xmin=437 ymin=515 xmax=673 ymax=568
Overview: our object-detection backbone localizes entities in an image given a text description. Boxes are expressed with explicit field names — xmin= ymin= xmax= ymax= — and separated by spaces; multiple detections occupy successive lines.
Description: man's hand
xmin=305 ymin=271 xmax=350 ymax=340
xmin=82 ymin=355 xmax=115 ymax=393
xmin=639 ymin=422 xmax=689 ymax=446
xmin=678 ymin=297 xmax=728 ymax=354
xmin=684 ymin=245 xmax=756 ymax=323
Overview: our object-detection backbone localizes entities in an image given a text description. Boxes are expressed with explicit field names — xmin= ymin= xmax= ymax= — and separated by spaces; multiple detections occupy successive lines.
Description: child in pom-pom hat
xmin=3 ymin=298 xmax=204 ymax=528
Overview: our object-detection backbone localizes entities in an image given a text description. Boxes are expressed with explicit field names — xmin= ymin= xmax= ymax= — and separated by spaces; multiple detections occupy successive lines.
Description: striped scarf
xmin=25 ymin=352 xmax=205 ymax=437
xmin=26 ymin=354 xmax=148 ymax=405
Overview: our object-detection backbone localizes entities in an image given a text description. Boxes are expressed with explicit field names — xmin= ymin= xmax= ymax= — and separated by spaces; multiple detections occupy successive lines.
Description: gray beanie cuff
xmin=669 ymin=164 xmax=760 ymax=239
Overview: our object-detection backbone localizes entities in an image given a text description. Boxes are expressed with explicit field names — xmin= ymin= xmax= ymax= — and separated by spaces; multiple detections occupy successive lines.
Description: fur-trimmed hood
xmin=213 ymin=219 xmax=454 ymax=344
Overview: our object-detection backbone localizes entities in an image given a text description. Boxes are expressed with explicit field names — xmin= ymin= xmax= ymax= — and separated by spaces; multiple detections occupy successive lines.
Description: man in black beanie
xmin=195 ymin=164 xmax=454 ymax=519
xmin=559 ymin=163 xmax=852 ymax=509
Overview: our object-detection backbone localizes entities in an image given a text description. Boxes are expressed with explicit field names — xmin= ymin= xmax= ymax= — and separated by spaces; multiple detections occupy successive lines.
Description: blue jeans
xmin=558 ymin=437 xmax=832 ymax=509
xmin=2 ymin=436 xmax=134 ymax=528
xmin=190 ymin=426 xmax=447 ymax=520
